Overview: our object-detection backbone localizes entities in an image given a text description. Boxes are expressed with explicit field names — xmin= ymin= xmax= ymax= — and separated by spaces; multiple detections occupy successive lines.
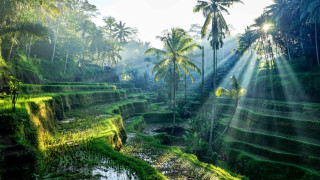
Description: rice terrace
xmin=0 ymin=0 xmax=320 ymax=179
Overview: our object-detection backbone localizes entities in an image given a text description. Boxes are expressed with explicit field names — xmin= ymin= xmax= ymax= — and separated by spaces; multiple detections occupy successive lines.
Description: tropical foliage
xmin=145 ymin=28 xmax=201 ymax=128
xmin=236 ymin=0 xmax=320 ymax=67
xmin=194 ymin=0 xmax=243 ymax=146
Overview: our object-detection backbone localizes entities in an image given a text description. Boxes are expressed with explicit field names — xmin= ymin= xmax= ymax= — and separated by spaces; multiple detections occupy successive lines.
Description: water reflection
xmin=92 ymin=162 xmax=138 ymax=180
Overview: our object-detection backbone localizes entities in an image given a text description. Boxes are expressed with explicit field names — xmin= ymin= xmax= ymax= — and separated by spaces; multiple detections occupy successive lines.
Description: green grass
xmin=127 ymin=116 xmax=146 ymax=132
xmin=221 ymin=138 xmax=320 ymax=171
xmin=236 ymin=106 xmax=320 ymax=123
xmin=88 ymin=139 xmax=167 ymax=180
xmin=225 ymin=149 xmax=320 ymax=180
xmin=45 ymin=114 xmax=126 ymax=151
xmin=104 ymin=99 xmax=148 ymax=117
xmin=39 ymin=95 xmax=165 ymax=179
xmin=215 ymin=119 xmax=320 ymax=159
xmin=218 ymin=97 xmax=320 ymax=109
xmin=22 ymin=84 xmax=116 ymax=93
xmin=149 ymin=103 xmax=160 ymax=111
xmin=143 ymin=111 xmax=176 ymax=123
xmin=47 ymin=82 xmax=110 ymax=85
xmin=0 ymin=90 xmax=128 ymax=112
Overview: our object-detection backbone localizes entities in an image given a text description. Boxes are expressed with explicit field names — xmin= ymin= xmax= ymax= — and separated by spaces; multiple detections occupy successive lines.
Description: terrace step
xmin=218 ymin=97 xmax=320 ymax=116
xmin=47 ymin=82 xmax=110 ymax=86
xmin=224 ymin=148 xmax=320 ymax=179
xmin=239 ymin=104 xmax=319 ymax=121
xmin=217 ymin=122 xmax=320 ymax=158
xmin=22 ymin=84 xmax=115 ymax=93
xmin=221 ymin=138 xmax=320 ymax=171
xmin=230 ymin=107 xmax=320 ymax=141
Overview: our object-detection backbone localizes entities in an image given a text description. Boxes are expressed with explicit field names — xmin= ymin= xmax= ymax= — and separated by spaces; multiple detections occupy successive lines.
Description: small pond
xmin=92 ymin=165 xmax=138 ymax=180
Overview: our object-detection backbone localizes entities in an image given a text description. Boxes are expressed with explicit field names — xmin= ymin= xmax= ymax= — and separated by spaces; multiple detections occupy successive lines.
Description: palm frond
xmin=201 ymin=14 xmax=212 ymax=38
xmin=144 ymin=48 xmax=166 ymax=56
xmin=193 ymin=1 xmax=209 ymax=12
xmin=152 ymin=58 xmax=169 ymax=73
xmin=216 ymin=87 xmax=231 ymax=97
xmin=182 ymin=56 xmax=201 ymax=75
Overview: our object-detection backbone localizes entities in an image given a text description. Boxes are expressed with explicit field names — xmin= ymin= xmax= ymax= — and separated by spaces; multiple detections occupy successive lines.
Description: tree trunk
xmin=98 ymin=50 xmax=100 ymax=61
xmin=209 ymin=11 xmax=217 ymax=146
xmin=25 ymin=40 xmax=28 ymax=55
xmin=7 ymin=40 xmax=15 ymax=61
xmin=169 ymin=68 xmax=173 ymax=109
xmin=286 ymin=33 xmax=292 ymax=61
xmin=214 ymin=98 xmax=239 ymax=143
xmin=215 ymin=46 xmax=218 ymax=79
xmin=157 ymin=84 xmax=160 ymax=101
xmin=172 ymin=58 xmax=177 ymax=135
xmin=51 ymin=15 xmax=60 ymax=63
xmin=315 ymin=24 xmax=319 ymax=65
xmin=64 ymin=49 xmax=69 ymax=75
xmin=202 ymin=46 xmax=205 ymax=93
xmin=52 ymin=2 xmax=63 ymax=63
xmin=102 ymin=52 xmax=106 ymax=70
xmin=12 ymin=93 xmax=16 ymax=112
xmin=184 ymin=73 xmax=187 ymax=101
xmin=28 ymin=36 xmax=33 ymax=59
xmin=209 ymin=46 xmax=216 ymax=146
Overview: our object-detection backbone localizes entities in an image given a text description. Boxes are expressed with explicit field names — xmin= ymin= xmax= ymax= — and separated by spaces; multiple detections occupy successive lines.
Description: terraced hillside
xmin=210 ymin=97 xmax=320 ymax=179
xmin=0 ymin=82 xmax=239 ymax=179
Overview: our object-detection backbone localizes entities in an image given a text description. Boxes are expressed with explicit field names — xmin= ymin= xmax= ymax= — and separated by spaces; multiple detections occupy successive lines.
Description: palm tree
xmin=193 ymin=0 xmax=243 ymax=146
xmin=103 ymin=16 xmax=116 ymax=37
xmin=106 ymin=41 xmax=122 ymax=67
xmin=235 ymin=26 xmax=258 ymax=56
xmin=181 ymin=51 xmax=201 ymax=101
xmin=266 ymin=0 xmax=296 ymax=62
xmin=86 ymin=26 xmax=104 ymax=62
xmin=113 ymin=21 xmax=132 ymax=45
xmin=77 ymin=19 xmax=92 ymax=41
xmin=145 ymin=28 xmax=200 ymax=130
xmin=215 ymin=76 xmax=246 ymax=139
xmin=250 ymin=13 xmax=276 ymax=63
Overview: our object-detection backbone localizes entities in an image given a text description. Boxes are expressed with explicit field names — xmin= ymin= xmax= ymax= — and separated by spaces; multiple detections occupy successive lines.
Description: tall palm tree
xmin=87 ymin=26 xmax=104 ymax=62
xmin=193 ymin=0 xmax=243 ymax=146
xmin=106 ymin=41 xmax=122 ymax=67
xmin=76 ymin=19 xmax=94 ymax=62
xmin=77 ymin=19 xmax=92 ymax=41
xmin=103 ymin=16 xmax=116 ymax=37
xmin=145 ymin=28 xmax=200 ymax=130
xmin=113 ymin=21 xmax=132 ymax=45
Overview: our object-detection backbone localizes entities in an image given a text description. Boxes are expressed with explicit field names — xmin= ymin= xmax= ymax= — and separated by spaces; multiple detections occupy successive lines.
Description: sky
xmin=88 ymin=0 xmax=274 ymax=48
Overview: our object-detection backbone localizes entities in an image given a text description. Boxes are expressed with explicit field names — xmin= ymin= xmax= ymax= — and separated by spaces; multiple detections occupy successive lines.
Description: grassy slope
xmin=0 ymin=88 xmax=166 ymax=179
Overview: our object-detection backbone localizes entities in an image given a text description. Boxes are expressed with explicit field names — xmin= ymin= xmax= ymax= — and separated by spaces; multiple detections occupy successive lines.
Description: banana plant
xmin=215 ymin=76 xmax=246 ymax=139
